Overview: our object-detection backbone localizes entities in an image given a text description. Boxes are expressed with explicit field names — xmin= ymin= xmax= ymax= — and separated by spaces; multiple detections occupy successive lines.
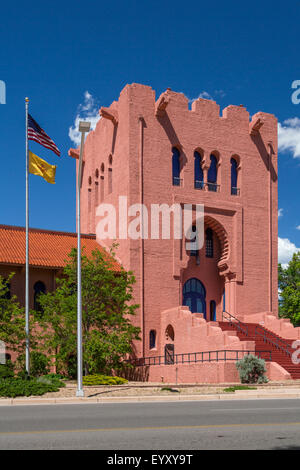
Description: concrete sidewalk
xmin=1 ymin=387 xmax=300 ymax=406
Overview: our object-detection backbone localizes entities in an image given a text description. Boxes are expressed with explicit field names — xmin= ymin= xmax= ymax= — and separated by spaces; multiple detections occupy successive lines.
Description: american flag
xmin=28 ymin=114 xmax=60 ymax=157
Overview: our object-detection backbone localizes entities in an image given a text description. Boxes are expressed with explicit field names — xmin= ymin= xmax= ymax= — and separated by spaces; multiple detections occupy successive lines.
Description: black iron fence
xmin=132 ymin=349 xmax=272 ymax=367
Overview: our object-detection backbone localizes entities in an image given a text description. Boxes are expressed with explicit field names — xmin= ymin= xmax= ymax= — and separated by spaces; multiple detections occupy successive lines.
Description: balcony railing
xmin=207 ymin=182 xmax=220 ymax=192
xmin=231 ymin=187 xmax=240 ymax=196
xmin=194 ymin=180 xmax=205 ymax=190
xmin=172 ymin=176 xmax=183 ymax=187
xmin=194 ymin=181 xmax=220 ymax=192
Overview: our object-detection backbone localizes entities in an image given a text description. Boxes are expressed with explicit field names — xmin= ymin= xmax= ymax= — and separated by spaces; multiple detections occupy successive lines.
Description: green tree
xmin=278 ymin=251 xmax=300 ymax=326
xmin=0 ymin=274 xmax=26 ymax=355
xmin=37 ymin=247 xmax=140 ymax=376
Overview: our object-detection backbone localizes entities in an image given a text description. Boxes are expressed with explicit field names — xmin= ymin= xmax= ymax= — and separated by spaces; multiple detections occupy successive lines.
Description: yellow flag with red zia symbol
xmin=29 ymin=151 xmax=56 ymax=184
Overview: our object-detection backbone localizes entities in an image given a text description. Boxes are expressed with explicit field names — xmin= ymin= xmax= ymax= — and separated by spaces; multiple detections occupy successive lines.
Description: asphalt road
xmin=0 ymin=399 xmax=300 ymax=450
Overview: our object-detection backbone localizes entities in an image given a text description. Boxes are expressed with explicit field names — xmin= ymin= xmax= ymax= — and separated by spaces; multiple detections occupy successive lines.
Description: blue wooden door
xmin=183 ymin=278 xmax=206 ymax=318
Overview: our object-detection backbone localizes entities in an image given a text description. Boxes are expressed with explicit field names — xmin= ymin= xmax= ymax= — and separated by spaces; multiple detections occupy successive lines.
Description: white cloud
xmin=297 ymin=225 xmax=300 ymax=231
xmin=188 ymin=91 xmax=213 ymax=103
xmin=278 ymin=117 xmax=300 ymax=158
xmin=278 ymin=237 xmax=300 ymax=268
xmin=197 ymin=91 xmax=213 ymax=100
xmin=278 ymin=208 xmax=283 ymax=218
xmin=68 ymin=91 xmax=100 ymax=146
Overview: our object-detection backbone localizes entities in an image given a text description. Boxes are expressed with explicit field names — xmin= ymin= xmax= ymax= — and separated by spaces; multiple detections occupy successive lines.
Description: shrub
xmin=43 ymin=373 xmax=65 ymax=380
xmin=15 ymin=352 xmax=50 ymax=378
xmin=236 ymin=354 xmax=268 ymax=384
xmin=0 ymin=361 xmax=14 ymax=379
xmin=0 ymin=377 xmax=63 ymax=398
xmin=66 ymin=355 xmax=77 ymax=380
xmin=30 ymin=352 xmax=50 ymax=377
xmin=37 ymin=375 xmax=66 ymax=388
xmin=82 ymin=374 xmax=128 ymax=386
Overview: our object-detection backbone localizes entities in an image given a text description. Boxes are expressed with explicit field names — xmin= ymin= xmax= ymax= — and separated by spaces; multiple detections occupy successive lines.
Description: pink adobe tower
xmin=70 ymin=83 xmax=279 ymax=365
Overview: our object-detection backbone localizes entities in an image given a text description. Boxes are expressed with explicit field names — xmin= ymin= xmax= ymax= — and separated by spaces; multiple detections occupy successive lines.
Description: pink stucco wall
xmin=151 ymin=306 xmax=255 ymax=358
xmin=241 ymin=312 xmax=300 ymax=340
xmin=78 ymin=83 xmax=278 ymax=359
xmin=134 ymin=361 xmax=291 ymax=384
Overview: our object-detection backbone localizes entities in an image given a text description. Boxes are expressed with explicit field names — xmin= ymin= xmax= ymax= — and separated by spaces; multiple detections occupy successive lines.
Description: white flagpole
xmin=76 ymin=121 xmax=90 ymax=397
xmin=25 ymin=97 xmax=30 ymax=376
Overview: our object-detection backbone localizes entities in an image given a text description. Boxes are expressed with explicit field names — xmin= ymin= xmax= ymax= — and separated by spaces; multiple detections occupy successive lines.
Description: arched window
xmin=100 ymin=164 xmax=105 ymax=202
xmin=34 ymin=281 xmax=46 ymax=313
xmin=172 ymin=147 xmax=181 ymax=186
xmin=165 ymin=324 xmax=175 ymax=341
xmin=205 ymin=228 xmax=213 ymax=258
xmin=194 ymin=151 xmax=204 ymax=189
xmin=231 ymin=158 xmax=239 ymax=195
xmin=207 ymin=154 xmax=218 ymax=192
xmin=183 ymin=278 xmax=206 ymax=317
xmin=188 ymin=225 xmax=200 ymax=264
xmin=108 ymin=156 xmax=113 ymax=194
xmin=189 ymin=225 xmax=197 ymax=257
xmin=149 ymin=330 xmax=156 ymax=349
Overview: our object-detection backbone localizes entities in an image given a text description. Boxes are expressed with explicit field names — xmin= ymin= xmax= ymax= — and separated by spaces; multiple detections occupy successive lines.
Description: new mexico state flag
xmin=29 ymin=151 xmax=56 ymax=184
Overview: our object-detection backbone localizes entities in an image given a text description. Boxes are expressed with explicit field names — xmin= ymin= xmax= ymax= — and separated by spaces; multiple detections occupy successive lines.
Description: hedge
xmin=0 ymin=375 xmax=65 ymax=398
xmin=82 ymin=374 xmax=128 ymax=386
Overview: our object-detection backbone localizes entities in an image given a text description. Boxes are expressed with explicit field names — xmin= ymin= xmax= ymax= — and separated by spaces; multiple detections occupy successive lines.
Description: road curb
xmin=1 ymin=390 xmax=300 ymax=406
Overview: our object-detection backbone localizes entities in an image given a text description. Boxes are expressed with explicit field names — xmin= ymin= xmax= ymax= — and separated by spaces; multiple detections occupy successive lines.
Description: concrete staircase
xmin=218 ymin=321 xmax=300 ymax=379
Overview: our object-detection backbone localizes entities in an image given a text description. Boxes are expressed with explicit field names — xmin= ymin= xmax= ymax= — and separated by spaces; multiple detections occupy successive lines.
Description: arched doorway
xmin=183 ymin=278 xmax=206 ymax=317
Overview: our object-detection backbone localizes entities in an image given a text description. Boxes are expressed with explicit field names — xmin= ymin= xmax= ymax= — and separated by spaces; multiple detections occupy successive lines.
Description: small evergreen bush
xmin=36 ymin=375 xmax=66 ymax=388
xmin=236 ymin=354 xmax=268 ymax=384
xmin=0 ymin=361 xmax=14 ymax=379
xmin=82 ymin=374 xmax=128 ymax=386
xmin=0 ymin=377 xmax=63 ymax=398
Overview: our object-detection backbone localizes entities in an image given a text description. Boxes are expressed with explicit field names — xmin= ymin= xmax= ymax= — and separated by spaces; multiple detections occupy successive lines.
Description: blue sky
xmin=0 ymin=0 xmax=299 ymax=265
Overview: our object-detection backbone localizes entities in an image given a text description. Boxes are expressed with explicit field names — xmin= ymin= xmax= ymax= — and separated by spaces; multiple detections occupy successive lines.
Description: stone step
xmin=218 ymin=320 xmax=300 ymax=379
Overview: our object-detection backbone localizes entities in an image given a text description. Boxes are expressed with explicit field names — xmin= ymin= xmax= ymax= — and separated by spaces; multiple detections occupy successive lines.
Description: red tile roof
xmin=0 ymin=225 xmax=120 ymax=270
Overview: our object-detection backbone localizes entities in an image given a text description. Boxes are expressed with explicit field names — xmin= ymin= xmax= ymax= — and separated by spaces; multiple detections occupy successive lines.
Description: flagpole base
xmin=76 ymin=389 xmax=85 ymax=397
